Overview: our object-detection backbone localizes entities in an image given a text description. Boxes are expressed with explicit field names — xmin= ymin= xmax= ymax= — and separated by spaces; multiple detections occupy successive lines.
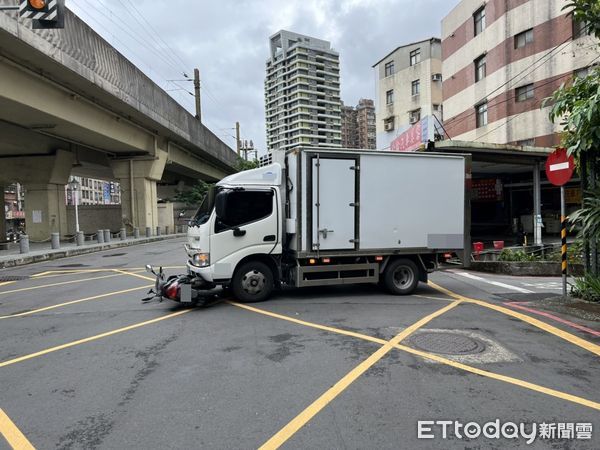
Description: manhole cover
xmin=407 ymin=332 xmax=486 ymax=355
xmin=103 ymin=253 xmax=126 ymax=258
xmin=0 ymin=275 xmax=28 ymax=281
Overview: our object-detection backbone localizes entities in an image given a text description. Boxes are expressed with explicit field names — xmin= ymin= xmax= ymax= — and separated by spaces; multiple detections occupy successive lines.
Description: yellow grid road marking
xmin=230 ymin=301 xmax=600 ymax=450
xmin=111 ymin=269 xmax=156 ymax=282
xmin=396 ymin=344 xmax=600 ymax=411
xmin=0 ymin=285 xmax=152 ymax=320
xmin=30 ymin=266 xmax=185 ymax=278
xmin=0 ymin=310 xmax=190 ymax=369
xmin=0 ymin=408 xmax=35 ymax=450
xmin=0 ymin=272 xmax=144 ymax=297
xmin=250 ymin=300 xmax=462 ymax=450
xmin=31 ymin=269 xmax=109 ymax=278
xmin=428 ymin=281 xmax=600 ymax=358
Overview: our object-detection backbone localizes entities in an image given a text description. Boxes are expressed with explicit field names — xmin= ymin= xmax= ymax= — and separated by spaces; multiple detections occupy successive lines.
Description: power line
xmin=70 ymin=0 xmax=200 ymax=113
xmin=124 ymin=0 xmax=191 ymax=74
xmin=114 ymin=0 xmax=189 ymax=77
xmin=71 ymin=0 xmax=178 ymax=83
xmin=444 ymin=31 xmax=584 ymax=132
xmin=475 ymin=53 xmax=600 ymax=142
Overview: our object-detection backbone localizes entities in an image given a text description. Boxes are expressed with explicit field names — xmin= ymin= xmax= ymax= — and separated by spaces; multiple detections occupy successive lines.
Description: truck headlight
xmin=192 ymin=253 xmax=210 ymax=267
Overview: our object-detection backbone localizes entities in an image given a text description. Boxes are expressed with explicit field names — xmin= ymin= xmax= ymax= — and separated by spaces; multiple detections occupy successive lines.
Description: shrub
xmin=497 ymin=249 xmax=540 ymax=262
xmin=571 ymin=273 xmax=600 ymax=302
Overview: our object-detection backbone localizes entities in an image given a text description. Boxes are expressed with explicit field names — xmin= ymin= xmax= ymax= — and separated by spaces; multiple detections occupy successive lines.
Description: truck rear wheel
xmin=383 ymin=258 xmax=419 ymax=295
xmin=231 ymin=261 xmax=274 ymax=303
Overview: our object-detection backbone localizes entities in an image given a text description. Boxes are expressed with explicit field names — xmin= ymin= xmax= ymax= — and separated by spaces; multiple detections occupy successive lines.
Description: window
xmin=411 ymin=79 xmax=420 ymax=96
xmin=216 ymin=190 xmax=273 ymax=233
xmin=474 ymin=7 xmax=486 ymax=36
xmin=474 ymin=54 xmax=486 ymax=82
xmin=476 ymin=102 xmax=488 ymax=127
xmin=515 ymin=84 xmax=534 ymax=102
xmin=409 ymin=108 xmax=421 ymax=124
xmin=433 ymin=104 xmax=442 ymax=112
xmin=515 ymin=29 xmax=533 ymax=48
xmin=384 ymin=117 xmax=395 ymax=131
xmin=386 ymin=89 xmax=394 ymax=105
xmin=409 ymin=48 xmax=421 ymax=66
xmin=384 ymin=61 xmax=394 ymax=77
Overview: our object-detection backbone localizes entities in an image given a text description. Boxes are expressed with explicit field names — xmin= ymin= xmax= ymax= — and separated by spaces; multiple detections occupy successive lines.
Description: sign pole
xmin=560 ymin=185 xmax=567 ymax=296
xmin=545 ymin=147 xmax=574 ymax=297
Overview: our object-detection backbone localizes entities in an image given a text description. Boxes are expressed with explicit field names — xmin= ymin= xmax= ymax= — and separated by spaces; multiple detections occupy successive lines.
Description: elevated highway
xmin=0 ymin=5 xmax=237 ymax=239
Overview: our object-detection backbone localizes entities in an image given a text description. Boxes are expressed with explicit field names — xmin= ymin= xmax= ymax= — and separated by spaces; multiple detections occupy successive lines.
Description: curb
xmin=0 ymin=234 xmax=186 ymax=269
xmin=469 ymin=261 xmax=584 ymax=277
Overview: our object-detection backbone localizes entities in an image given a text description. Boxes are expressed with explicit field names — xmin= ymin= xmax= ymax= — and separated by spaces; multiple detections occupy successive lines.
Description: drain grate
xmin=58 ymin=264 xmax=88 ymax=268
xmin=407 ymin=332 xmax=486 ymax=356
xmin=103 ymin=253 xmax=127 ymax=258
xmin=0 ymin=275 xmax=28 ymax=281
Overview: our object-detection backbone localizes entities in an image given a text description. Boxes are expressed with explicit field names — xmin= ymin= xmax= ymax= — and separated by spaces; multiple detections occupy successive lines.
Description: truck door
xmin=311 ymin=157 xmax=356 ymax=250
xmin=209 ymin=189 xmax=279 ymax=279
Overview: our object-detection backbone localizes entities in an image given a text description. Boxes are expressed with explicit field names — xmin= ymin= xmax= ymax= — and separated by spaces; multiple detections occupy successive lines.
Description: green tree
xmin=174 ymin=156 xmax=260 ymax=206
xmin=235 ymin=156 xmax=259 ymax=171
xmin=546 ymin=0 xmax=600 ymax=276
xmin=173 ymin=179 xmax=212 ymax=206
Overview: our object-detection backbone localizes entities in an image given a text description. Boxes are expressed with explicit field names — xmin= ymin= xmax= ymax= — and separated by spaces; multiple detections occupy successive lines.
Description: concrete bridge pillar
xmin=24 ymin=184 xmax=68 ymax=241
xmin=110 ymin=150 xmax=167 ymax=230
xmin=0 ymin=150 xmax=73 ymax=241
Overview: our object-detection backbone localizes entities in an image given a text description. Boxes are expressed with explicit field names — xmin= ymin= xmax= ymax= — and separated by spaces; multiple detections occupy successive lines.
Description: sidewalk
xmin=0 ymin=234 xmax=186 ymax=269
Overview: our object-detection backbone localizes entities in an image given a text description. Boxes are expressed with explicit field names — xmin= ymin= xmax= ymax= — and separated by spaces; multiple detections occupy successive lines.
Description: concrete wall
xmin=157 ymin=203 xmax=175 ymax=231
xmin=66 ymin=205 xmax=122 ymax=234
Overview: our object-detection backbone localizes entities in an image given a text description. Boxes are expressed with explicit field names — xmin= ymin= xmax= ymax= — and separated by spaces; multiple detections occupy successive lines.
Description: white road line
xmin=454 ymin=272 xmax=535 ymax=294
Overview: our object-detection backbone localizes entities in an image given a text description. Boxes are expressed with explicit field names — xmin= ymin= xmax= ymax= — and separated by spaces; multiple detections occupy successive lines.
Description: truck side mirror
xmin=215 ymin=191 xmax=228 ymax=221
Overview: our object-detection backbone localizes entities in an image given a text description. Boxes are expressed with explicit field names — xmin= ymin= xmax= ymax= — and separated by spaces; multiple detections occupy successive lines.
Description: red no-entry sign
xmin=545 ymin=148 xmax=575 ymax=186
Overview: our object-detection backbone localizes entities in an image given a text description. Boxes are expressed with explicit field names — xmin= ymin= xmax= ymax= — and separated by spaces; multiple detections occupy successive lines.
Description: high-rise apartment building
xmin=265 ymin=30 xmax=342 ymax=152
xmin=441 ymin=0 xmax=597 ymax=146
xmin=341 ymin=99 xmax=376 ymax=149
xmin=341 ymin=103 xmax=359 ymax=148
xmin=373 ymin=38 xmax=443 ymax=150
xmin=356 ymin=99 xmax=376 ymax=149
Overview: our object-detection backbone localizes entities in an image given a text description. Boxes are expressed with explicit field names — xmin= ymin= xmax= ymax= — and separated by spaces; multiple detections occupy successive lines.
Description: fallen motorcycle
xmin=142 ymin=265 xmax=219 ymax=306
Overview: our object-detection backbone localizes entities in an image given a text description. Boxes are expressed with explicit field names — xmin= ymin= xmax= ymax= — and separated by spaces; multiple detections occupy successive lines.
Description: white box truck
xmin=145 ymin=148 xmax=470 ymax=304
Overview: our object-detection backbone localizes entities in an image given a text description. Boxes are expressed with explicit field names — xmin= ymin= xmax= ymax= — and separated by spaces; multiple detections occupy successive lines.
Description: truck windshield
xmin=190 ymin=186 xmax=216 ymax=226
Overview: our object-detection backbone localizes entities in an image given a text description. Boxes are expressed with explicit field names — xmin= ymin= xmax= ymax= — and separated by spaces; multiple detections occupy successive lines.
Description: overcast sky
xmin=66 ymin=0 xmax=454 ymax=156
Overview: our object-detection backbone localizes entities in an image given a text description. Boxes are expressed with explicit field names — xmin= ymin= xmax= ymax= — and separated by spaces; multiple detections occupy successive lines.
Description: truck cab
xmin=186 ymin=164 xmax=284 ymax=302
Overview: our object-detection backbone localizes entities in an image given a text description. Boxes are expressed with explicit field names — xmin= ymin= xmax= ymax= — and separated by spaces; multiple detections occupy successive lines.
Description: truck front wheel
xmin=383 ymin=258 xmax=419 ymax=295
xmin=231 ymin=261 xmax=274 ymax=303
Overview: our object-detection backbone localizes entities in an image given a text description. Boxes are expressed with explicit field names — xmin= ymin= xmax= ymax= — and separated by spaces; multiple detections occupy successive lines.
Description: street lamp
xmin=68 ymin=177 xmax=80 ymax=233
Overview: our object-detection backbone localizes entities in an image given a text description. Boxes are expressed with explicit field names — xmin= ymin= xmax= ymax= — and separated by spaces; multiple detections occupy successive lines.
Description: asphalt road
xmin=0 ymin=238 xmax=599 ymax=449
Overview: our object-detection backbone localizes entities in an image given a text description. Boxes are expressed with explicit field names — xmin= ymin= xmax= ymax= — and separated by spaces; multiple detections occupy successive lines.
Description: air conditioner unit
xmin=384 ymin=122 xmax=394 ymax=131
xmin=432 ymin=73 xmax=442 ymax=81
xmin=409 ymin=114 xmax=420 ymax=124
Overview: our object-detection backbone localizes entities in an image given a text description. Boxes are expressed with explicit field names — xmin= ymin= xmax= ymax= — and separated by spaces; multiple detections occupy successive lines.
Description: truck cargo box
xmin=285 ymin=148 xmax=469 ymax=257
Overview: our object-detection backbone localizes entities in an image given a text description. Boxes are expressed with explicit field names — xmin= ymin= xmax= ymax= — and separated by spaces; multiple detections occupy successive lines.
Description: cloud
xmin=66 ymin=0 xmax=453 ymax=156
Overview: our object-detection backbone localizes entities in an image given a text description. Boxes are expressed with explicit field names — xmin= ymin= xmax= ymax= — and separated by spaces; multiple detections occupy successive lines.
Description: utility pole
xmin=235 ymin=121 xmax=241 ymax=156
xmin=194 ymin=68 xmax=201 ymax=121
xmin=240 ymin=140 xmax=255 ymax=161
